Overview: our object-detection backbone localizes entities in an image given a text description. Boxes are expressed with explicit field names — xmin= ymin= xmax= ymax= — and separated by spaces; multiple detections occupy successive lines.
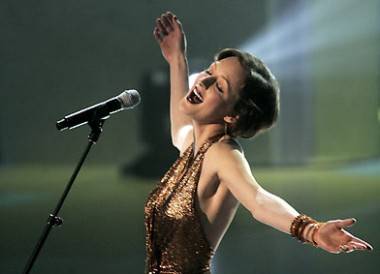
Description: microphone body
xmin=56 ymin=90 xmax=140 ymax=131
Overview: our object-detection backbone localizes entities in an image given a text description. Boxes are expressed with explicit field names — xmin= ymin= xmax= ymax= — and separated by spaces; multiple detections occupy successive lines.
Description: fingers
xmin=349 ymin=235 xmax=373 ymax=251
xmin=337 ymin=228 xmax=374 ymax=253
xmin=153 ymin=11 xmax=178 ymax=43
xmin=153 ymin=27 xmax=163 ymax=43
xmin=153 ymin=19 xmax=167 ymax=43
xmin=164 ymin=11 xmax=181 ymax=30
xmin=350 ymin=241 xmax=372 ymax=251
xmin=157 ymin=18 xmax=168 ymax=35
xmin=338 ymin=241 xmax=371 ymax=254
xmin=338 ymin=218 xmax=373 ymax=251
xmin=348 ymin=241 xmax=369 ymax=251
xmin=171 ymin=13 xmax=183 ymax=31
xmin=161 ymin=14 xmax=174 ymax=32
xmin=337 ymin=218 xmax=356 ymax=229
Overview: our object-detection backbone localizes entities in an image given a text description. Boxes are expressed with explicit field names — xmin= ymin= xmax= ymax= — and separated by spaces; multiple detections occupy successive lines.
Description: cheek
xmin=213 ymin=100 xmax=238 ymax=119
xmin=205 ymin=97 xmax=230 ymax=117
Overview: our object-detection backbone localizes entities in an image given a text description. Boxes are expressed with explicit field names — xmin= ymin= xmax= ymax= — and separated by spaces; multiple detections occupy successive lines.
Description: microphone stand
xmin=22 ymin=116 xmax=105 ymax=274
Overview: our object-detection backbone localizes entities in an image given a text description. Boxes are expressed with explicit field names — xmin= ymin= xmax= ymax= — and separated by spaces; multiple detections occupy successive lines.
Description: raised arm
xmin=153 ymin=12 xmax=193 ymax=152
xmin=209 ymin=142 xmax=373 ymax=253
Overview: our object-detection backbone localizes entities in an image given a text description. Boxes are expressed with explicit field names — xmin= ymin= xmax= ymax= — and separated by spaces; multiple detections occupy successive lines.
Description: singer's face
xmin=179 ymin=57 xmax=246 ymax=124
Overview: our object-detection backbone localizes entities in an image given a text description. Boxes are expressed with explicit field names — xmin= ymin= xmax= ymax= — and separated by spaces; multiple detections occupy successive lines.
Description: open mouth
xmin=186 ymin=87 xmax=203 ymax=104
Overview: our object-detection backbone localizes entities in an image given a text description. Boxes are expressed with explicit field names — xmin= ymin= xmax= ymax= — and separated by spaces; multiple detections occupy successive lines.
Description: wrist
xmin=301 ymin=223 xmax=315 ymax=243
xmin=305 ymin=222 xmax=321 ymax=246
xmin=290 ymin=214 xmax=322 ymax=247
xmin=312 ymin=222 xmax=325 ymax=247
xmin=168 ymin=52 xmax=188 ymax=67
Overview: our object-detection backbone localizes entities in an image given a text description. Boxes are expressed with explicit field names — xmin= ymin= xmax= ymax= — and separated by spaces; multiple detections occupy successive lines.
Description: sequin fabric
xmin=144 ymin=136 xmax=221 ymax=274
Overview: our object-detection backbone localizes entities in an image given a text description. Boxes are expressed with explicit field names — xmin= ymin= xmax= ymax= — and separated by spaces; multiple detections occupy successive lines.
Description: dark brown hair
xmin=215 ymin=48 xmax=280 ymax=138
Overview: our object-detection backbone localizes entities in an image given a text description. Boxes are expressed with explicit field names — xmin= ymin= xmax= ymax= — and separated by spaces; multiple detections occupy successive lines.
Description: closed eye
xmin=216 ymin=83 xmax=223 ymax=93
xmin=205 ymin=70 xmax=223 ymax=93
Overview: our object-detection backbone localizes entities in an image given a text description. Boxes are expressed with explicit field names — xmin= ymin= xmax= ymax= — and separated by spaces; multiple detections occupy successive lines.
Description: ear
xmin=223 ymin=115 xmax=239 ymax=125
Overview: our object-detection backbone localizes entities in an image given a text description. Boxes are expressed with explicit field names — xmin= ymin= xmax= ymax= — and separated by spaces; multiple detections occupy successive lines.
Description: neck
xmin=192 ymin=121 xmax=224 ymax=154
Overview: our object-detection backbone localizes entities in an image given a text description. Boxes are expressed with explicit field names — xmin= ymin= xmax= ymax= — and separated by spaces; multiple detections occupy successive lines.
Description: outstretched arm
xmin=209 ymin=142 xmax=373 ymax=254
xmin=153 ymin=12 xmax=193 ymax=152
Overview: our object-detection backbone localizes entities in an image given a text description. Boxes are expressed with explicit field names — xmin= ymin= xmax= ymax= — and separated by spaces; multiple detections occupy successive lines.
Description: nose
xmin=199 ymin=76 xmax=216 ymax=89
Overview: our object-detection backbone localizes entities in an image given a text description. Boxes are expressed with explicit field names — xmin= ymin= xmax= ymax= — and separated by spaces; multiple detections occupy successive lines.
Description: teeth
xmin=193 ymin=88 xmax=203 ymax=102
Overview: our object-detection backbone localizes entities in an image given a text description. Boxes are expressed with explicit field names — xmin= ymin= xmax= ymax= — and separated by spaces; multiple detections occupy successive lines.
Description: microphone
xmin=56 ymin=89 xmax=140 ymax=131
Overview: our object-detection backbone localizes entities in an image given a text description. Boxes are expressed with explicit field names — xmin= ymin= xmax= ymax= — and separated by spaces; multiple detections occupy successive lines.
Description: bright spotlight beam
xmin=241 ymin=0 xmax=379 ymax=69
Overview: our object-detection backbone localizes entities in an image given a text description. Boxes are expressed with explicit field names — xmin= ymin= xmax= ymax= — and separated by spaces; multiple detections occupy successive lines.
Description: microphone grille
xmin=118 ymin=89 xmax=141 ymax=108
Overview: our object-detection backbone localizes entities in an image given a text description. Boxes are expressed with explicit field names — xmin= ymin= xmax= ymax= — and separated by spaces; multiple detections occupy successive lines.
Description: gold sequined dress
xmin=144 ymin=137 xmax=221 ymax=274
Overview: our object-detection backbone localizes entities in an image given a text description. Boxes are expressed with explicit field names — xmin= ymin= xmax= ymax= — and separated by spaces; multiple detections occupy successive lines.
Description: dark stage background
xmin=1 ymin=0 xmax=379 ymax=273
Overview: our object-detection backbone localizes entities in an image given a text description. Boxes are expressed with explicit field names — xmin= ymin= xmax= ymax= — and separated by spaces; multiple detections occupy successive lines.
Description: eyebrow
xmin=210 ymin=62 xmax=231 ymax=92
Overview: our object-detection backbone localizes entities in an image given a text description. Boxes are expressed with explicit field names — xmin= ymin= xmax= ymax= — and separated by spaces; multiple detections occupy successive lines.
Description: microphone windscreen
xmin=118 ymin=89 xmax=141 ymax=109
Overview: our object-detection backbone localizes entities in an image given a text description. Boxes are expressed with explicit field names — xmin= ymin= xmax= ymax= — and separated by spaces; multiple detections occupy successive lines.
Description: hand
xmin=153 ymin=11 xmax=187 ymax=64
xmin=315 ymin=218 xmax=373 ymax=254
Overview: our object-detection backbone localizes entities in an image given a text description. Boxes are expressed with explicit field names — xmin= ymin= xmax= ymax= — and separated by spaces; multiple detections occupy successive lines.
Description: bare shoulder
xmin=205 ymin=137 xmax=246 ymax=172
xmin=209 ymin=137 xmax=244 ymax=156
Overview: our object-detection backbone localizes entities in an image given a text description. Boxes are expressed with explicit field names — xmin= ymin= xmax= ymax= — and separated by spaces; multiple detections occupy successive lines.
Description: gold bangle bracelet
xmin=290 ymin=214 xmax=320 ymax=245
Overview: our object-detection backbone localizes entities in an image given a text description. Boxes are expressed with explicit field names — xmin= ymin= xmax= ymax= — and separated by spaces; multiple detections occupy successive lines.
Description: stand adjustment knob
xmin=48 ymin=214 xmax=64 ymax=227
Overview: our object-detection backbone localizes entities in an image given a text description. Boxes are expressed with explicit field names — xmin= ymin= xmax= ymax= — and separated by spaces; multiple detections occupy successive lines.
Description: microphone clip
xmin=87 ymin=110 xmax=105 ymax=144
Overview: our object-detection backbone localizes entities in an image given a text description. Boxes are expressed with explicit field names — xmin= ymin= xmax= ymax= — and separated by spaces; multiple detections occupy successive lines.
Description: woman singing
xmin=144 ymin=11 xmax=373 ymax=274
